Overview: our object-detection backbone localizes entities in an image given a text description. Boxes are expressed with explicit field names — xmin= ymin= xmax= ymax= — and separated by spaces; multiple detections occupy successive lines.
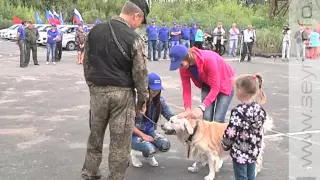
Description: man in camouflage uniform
xmin=81 ymin=0 xmax=150 ymax=180
xmin=25 ymin=21 xmax=39 ymax=66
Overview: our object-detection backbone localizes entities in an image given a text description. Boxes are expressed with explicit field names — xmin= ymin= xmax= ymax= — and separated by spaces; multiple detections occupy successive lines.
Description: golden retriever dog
xmin=161 ymin=115 xmax=273 ymax=180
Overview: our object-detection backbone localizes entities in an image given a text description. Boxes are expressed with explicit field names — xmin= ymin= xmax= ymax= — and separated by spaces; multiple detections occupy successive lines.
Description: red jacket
xmin=179 ymin=47 xmax=235 ymax=109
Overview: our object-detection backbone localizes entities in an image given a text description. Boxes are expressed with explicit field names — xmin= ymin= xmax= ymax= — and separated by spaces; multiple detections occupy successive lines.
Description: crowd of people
xmin=145 ymin=19 xmax=257 ymax=62
xmin=15 ymin=20 xmax=102 ymax=68
xmin=281 ymin=21 xmax=320 ymax=61
xmin=80 ymin=0 xmax=269 ymax=180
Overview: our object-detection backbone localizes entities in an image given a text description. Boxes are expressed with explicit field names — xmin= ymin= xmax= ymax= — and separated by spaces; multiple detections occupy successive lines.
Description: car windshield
xmin=36 ymin=26 xmax=44 ymax=29
xmin=8 ymin=25 xmax=18 ymax=29
xmin=59 ymin=27 xmax=69 ymax=32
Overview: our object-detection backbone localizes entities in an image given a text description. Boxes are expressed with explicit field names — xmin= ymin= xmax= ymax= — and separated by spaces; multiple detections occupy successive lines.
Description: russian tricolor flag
xmin=73 ymin=8 xmax=83 ymax=24
xmin=46 ymin=10 xmax=55 ymax=24
xmin=52 ymin=10 xmax=61 ymax=25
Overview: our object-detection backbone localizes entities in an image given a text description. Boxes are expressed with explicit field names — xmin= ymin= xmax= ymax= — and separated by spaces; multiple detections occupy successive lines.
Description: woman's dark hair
xmin=145 ymin=88 xmax=162 ymax=123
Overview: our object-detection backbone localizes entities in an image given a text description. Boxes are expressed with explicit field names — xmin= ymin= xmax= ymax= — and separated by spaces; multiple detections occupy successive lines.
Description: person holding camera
xmin=240 ymin=25 xmax=256 ymax=62
xmin=282 ymin=24 xmax=291 ymax=61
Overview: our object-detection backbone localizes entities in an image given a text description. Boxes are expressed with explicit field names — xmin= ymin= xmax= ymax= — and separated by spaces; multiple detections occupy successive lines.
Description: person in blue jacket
xmin=190 ymin=21 xmax=197 ymax=47
xmin=170 ymin=22 xmax=181 ymax=48
xmin=146 ymin=18 xmax=159 ymax=61
xmin=158 ymin=22 xmax=169 ymax=59
xmin=131 ymin=73 xmax=175 ymax=168
xmin=181 ymin=22 xmax=191 ymax=48
xmin=46 ymin=23 xmax=59 ymax=65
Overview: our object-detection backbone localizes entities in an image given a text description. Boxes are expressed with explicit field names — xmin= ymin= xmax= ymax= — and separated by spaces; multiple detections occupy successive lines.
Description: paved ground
xmin=0 ymin=39 xmax=320 ymax=180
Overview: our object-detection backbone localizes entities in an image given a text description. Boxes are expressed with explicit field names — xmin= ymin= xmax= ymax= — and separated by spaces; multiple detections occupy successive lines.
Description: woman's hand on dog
xmin=191 ymin=107 xmax=203 ymax=119
xmin=142 ymin=134 xmax=154 ymax=142
xmin=178 ymin=109 xmax=192 ymax=119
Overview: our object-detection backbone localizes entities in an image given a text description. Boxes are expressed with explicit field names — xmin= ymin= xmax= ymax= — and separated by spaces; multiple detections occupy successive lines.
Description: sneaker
xmin=46 ymin=62 xmax=49 ymax=65
xmin=147 ymin=156 xmax=159 ymax=167
xmin=53 ymin=62 xmax=56 ymax=65
xmin=131 ymin=150 xmax=143 ymax=168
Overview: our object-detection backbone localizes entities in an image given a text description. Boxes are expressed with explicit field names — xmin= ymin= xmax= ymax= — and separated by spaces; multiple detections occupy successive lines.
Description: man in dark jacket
xmin=55 ymin=28 xmax=63 ymax=62
xmin=25 ymin=21 xmax=39 ymax=66
xmin=81 ymin=0 xmax=150 ymax=180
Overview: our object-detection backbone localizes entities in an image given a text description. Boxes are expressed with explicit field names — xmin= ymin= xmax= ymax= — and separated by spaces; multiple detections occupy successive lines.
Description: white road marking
xmin=265 ymin=129 xmax=320 ymax=146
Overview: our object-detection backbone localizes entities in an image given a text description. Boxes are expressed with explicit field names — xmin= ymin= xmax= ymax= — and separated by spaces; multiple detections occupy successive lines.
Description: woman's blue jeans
xmin=131 ymin=132 xmax=170 ymax=158
xmin=46 ymin=43 xmax=56 ymax=62
xmin=201 ymin=84 xmax=234 ymax=123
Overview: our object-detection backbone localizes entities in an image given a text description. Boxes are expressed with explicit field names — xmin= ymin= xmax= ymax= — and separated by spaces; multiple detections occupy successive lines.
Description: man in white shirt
xmin=228 ymin=23 xmax=240 ymax=57
xmin=282 ymin=24 xmax=291 ymax=61
xmin=240 ymin=25 xmax=256 ymax=62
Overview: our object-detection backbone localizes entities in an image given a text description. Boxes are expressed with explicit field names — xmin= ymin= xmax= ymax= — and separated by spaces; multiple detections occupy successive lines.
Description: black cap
xmin=130 ymin=0 xmax=150 ymax=24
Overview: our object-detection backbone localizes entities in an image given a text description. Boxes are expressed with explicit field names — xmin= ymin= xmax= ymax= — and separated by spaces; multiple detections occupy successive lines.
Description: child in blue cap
xmin=131 ymin=72 xmax=175 ymax=168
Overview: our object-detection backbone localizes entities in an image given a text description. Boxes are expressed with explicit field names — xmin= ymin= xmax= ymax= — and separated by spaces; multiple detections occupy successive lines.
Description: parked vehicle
xmin=60 ymin=25 xmax=78 ymax=50
xmin=0 ymin=24 xmax=19 ymax=38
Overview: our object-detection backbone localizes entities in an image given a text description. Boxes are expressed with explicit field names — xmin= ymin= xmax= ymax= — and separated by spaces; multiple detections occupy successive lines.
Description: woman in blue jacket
xmin=131 ymin=73 xmax=175 ymax=168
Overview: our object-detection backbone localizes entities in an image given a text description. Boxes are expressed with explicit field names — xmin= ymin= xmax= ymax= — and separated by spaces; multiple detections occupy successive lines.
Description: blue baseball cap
xmin=169 ymin=45 xmax=188 ymax=71
xmin=148 ymin=73 xmax=164 ymax=91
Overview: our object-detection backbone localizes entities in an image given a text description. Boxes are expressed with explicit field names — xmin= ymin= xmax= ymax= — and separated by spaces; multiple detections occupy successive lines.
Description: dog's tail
xmin=263 ymin=114 xmax=274 ymax=133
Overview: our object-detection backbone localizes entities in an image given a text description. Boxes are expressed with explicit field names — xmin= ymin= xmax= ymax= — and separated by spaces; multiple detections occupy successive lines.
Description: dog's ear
xmin=183 ymin=119 xmax=194 ymax=134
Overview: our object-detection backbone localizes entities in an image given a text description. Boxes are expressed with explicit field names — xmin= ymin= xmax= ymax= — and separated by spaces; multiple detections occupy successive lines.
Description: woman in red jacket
xmin=169 ymin=45 xmax=235 ymax=122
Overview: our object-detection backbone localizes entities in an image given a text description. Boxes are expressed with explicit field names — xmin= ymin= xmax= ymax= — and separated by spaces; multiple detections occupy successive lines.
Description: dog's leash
xmin=142 ymin=114 xmax=162 ymax=128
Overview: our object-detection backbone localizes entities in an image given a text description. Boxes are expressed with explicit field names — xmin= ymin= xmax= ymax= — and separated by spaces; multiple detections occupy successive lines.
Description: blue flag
xmin=35 ymin=11 xmax=43 ymax=24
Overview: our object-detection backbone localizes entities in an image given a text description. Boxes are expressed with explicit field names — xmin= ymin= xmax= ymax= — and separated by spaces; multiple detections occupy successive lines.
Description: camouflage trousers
xmin=81 ymin=85 xmax=135 ymax=180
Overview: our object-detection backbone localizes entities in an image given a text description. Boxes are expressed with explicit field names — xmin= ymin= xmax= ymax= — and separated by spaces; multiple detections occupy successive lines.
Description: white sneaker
xmin=131 ymin=150 xmax=143 ymax=168
xmin=147 ymin=156 xmax=159 ymax=167
xmin=46 ymin=62 xmax=49 ymax=65
xmin=52 ymin=62 xmax=56 ymax=65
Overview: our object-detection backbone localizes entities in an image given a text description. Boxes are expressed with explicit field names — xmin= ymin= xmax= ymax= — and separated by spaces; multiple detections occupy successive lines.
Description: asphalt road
xmin=0 ymin=39 xmax=320 ymax=180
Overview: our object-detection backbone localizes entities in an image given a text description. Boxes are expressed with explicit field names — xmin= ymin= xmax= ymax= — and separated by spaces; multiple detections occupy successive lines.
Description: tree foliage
xmin=0 ymin=0 xmax=287 ymax=53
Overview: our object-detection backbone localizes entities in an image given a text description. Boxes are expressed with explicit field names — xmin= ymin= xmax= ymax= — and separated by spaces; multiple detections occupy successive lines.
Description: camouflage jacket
xmin=25 ymin=26 xmax=39 ymax=44
xmin=83 ymin=16 xmax=149 ymax=109
xmin=75 ymin=30 xmax=87 ymax=45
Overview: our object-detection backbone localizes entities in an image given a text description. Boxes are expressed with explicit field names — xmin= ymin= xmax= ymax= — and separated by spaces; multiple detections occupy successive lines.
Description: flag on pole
xmin=46 ymin=10 xmax=55 ymax=24
xmin=52 ymin=10 xmax=61 ymax=25
xmin=59 ymin=10 xmax=64 ymax=25
xmin=35 ymin=11 xmax=43 ymax=24
xmin=13 ymin=16 xmax=22 ymax=24
xmin=73 ymin=8 xmax=83 ymax=24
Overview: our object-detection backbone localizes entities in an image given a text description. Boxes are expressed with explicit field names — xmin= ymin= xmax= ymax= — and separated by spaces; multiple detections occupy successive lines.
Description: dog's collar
xmin=186 ymin=120 xmax=199 ymax=143
xmin=186 ymin=120 xmax=199 ymax=159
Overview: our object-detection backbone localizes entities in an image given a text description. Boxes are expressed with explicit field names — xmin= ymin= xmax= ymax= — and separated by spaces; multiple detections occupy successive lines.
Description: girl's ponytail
xmin=255 ymin=74 xmax=267 ymax=104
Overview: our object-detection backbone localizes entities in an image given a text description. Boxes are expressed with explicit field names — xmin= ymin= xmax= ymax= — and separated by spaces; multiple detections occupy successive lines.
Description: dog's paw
xmin=204 ymin=174 xmax=215 ymax=180
xmin=188 ymin=166 xmax=200 ymax=173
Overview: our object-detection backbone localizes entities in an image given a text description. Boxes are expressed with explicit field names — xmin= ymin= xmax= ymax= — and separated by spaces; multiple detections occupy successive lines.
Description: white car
xmin=37 ymin=25 xmax=53 ymax=45
xmin=3 ymin=25 xmax=20 ymax=39
xmin=0 ymin=24 xmax=19 ymax=38
xmin=5 ymin=24 xmax=44 ymax=41
xmin=60 ymin=25 xmax=78 ymax=50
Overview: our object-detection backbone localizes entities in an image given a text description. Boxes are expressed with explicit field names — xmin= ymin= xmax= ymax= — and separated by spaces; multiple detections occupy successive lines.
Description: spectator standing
xmin=181 ymin=22 xmax=191 ymax=48
xmin=16 ymin=21 xmax=27 ymax=68
xmin=46 ymin=23 xmax=59 ymax=65
xmin=25 ymin=20 xmax=40 ymax=66
xmin=228 ymin=23 xmax=240 ymax=57
xmin=55 ymin=27 xmax=63 ymax=62
xmin=75 ymin=23 xmax=87 ymax=64
xmin=146 ymin=18 xmax=159 ymax=61
xmin=158 ymin=22 xmax=169 ymax=59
